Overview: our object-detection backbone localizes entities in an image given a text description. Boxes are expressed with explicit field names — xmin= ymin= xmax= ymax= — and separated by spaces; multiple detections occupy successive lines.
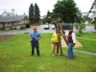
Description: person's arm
xmin=36 ymin=32 xmax=41 ymax=40
xmin=72 ymin=32 xmax=76 ymax=47
xmin=51 ymin=33 xmax=55 ymax=42
xmin=39 ymin=32 xmax=41 ymax=38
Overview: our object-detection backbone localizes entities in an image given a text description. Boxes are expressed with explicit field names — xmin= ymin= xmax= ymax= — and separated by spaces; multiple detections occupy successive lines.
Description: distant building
xmin=88 ymin=0 xmax=96 ymax=18
xmin=82 ymin=12 xmax=89 ymax=17
xmin=0 ymin=11 xmax=28 ymax=30
xmin=89 ymin=7 xmax=96 ymax=18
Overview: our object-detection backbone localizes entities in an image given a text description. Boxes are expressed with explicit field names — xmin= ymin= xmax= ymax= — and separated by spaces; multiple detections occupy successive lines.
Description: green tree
xmin=46 ymin=10 xmax=52 ymax=23
xmin=53 ymin=0 xmax=79 ymax=23
xmin=34 ymin=3 xmax=40 ymax=24
xmin=74 ymin=11 xmax=86 ymax=34
xmin=29 ymin=3 xmax=34 ymax=24
xmin=42 ymin=15 xmax=47 ymax=24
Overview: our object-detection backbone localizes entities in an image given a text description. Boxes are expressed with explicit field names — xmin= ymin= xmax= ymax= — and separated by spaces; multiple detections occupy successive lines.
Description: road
xmin=0 ymin=24 xmax=55 ymax=35
xmin=0 ymin=24 xmax=96 ymax=35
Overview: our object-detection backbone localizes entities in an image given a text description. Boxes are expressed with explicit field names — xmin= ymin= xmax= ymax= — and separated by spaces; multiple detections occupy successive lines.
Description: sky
xmin=0 ymin=0 xmax=94 ymax=16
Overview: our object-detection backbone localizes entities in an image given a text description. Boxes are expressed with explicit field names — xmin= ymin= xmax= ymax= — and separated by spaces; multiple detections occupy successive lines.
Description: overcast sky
xmin=0 ymin=0 xmax=94 ymax=16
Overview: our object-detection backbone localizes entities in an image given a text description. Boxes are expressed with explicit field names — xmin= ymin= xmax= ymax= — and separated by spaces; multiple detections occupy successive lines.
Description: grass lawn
xmin=76 ymin=32 xmax=96 ymax=52
xmin=0 ymin=33 xmax=96 ymax=72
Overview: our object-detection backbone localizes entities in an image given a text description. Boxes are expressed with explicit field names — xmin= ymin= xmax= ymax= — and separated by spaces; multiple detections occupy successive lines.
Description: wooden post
xmin=54 ymin=18 xmax=63 ymax=55
xmin=54 ymin=17 xmax=68 ymax=55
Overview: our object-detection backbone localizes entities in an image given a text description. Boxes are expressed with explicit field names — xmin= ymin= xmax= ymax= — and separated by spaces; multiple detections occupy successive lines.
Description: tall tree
xmin=29 ymin=3 xmax=34 ymax=24
xmin=53 ymin=0 xmax=79 ymax=23
xmin=34 ymin=3 xmax=40 ymax=23
xmin=46 ymin=10 xmax=52 ymax=23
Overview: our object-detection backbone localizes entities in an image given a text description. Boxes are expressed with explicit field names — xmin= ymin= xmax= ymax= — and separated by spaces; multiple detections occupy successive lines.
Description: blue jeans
xmin=67 ymin=43 xmax=74 ymax=58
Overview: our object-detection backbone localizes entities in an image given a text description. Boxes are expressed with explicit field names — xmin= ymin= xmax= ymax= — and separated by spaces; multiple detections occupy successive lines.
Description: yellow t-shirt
xmin=51 ymin=32 xmax=59 ymax=42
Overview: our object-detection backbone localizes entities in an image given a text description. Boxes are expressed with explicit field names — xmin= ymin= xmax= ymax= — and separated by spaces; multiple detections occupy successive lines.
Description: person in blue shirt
xmin=30 ymin=27 xmax=40 ymax=56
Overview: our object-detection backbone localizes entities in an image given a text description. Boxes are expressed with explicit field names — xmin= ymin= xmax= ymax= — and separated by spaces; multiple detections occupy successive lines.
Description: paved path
xmin=74 ymin=50 xmax=96 ymax=56
xmin=0 ymin=28 xmax=35 ymax=35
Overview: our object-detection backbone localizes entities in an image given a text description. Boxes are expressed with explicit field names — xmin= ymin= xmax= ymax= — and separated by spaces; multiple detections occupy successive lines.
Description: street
xmin=0 ymin=24 xmax=55 ymax=35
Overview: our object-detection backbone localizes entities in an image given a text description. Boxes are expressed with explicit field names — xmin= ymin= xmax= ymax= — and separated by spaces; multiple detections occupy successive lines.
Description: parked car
xmin=51 ymin=24 xmax=55 ymax=29
xmin=43 ymin=24 xmax=49 ymax=30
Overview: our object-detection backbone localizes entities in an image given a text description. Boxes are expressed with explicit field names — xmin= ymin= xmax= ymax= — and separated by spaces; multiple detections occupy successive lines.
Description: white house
xmin=0 ymin=11 xmax=28 ymax=30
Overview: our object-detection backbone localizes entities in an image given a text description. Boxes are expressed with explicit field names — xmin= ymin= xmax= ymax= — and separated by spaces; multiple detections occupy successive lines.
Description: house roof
xmin=0 ymin=11 xmax=26 ymax=22
xmin=90 ymin=14 xmax=96 ymax=18
xmin=0 ymin=11 xmax=15 ymax=17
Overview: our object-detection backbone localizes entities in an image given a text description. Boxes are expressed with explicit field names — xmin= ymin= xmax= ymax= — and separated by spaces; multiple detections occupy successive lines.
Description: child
xmin=51 ymin=31 xmax=59 ymax=56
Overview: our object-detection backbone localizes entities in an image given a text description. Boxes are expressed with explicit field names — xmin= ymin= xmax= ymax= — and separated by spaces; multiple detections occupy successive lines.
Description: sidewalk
xmin=74 ymin=50 xmax=96 ymax=56
xmin=0 ymin=29 xmax=32 ymax=35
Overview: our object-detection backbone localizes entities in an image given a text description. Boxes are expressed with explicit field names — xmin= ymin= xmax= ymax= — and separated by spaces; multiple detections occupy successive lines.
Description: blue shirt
xmin=30 ymin=32 xmax=40 ymax=41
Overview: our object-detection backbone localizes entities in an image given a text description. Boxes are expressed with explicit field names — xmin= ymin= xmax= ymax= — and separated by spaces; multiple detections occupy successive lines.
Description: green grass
xmin=76 ymin=32 xmax=96 ymax=52
xmin=0 ymin=33 xmax=96 ymax=72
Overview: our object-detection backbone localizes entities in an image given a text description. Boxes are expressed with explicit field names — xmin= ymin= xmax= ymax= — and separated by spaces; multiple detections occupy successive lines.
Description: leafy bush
xmin=75 ymin=23 xmax=86 ymax=33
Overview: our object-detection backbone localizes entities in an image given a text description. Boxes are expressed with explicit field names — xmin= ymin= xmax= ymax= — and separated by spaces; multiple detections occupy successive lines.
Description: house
xmin=88 ymin=0 xmax=96 ymax=29
xmin=0 ymin=11 xmax=28 ymax=30
xmin=88 ymin=0 xmax=96 ymax=18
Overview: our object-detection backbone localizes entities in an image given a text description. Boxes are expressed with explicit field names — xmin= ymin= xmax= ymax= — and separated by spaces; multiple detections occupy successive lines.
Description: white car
xmin=43 ymin=24 xmax=49 ymax=30
xmin=51 ymin=24 xmax=55 ymax=29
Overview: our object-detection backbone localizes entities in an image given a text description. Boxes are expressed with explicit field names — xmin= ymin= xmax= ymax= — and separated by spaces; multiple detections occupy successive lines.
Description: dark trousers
xmin=31 ymin=41 xmax=40 ymax=56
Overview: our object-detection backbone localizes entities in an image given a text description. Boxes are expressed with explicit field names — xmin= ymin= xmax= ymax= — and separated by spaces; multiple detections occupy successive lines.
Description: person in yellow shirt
xmin=51 ymin=31 xmax=59 ymax=56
